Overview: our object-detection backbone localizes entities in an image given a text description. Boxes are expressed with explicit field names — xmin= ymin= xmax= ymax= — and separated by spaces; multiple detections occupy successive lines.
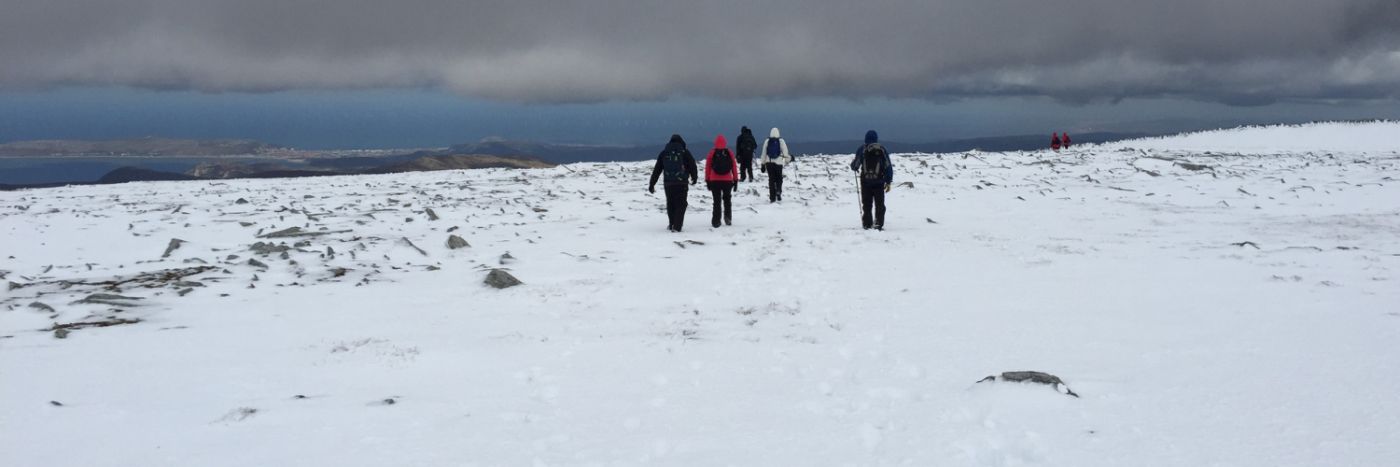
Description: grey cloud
xmin=1 ymin=0 xmax=1397 ymax=104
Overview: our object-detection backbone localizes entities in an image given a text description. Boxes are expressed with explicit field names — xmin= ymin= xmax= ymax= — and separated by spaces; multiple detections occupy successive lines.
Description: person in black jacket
xmin=735 ymin=126 xmax=758 ymax=183
xmin=648 ymin=134 xmax=699 ymax=232
xmin=850 ymin=130 xmax=894 ymax=230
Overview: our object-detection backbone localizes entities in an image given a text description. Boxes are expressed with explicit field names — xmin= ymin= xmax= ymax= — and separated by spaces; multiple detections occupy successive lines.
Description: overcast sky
xmin=2 ymin=1 xmax=1398 ymax=146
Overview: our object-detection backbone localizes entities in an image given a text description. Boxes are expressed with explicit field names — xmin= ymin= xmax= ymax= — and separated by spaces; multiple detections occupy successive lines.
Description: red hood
xmin=713 ymin=134 xmax=728 ymax=149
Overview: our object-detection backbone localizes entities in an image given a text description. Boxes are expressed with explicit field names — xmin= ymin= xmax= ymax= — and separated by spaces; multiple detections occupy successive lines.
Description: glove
xmin=884 ymin=184 xmax=891 ymax=193
xmin=761 ymin=167 xmax=767 ymax=174
xmin=648 ymin=185 xmax=655 ymax=194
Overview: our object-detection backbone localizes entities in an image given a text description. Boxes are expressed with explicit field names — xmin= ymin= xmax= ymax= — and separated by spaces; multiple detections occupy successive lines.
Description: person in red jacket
xmin=704 ymin=134 xmax=740 ymax=228
xmin=1051 ymin=133 xmax=1062 ymax=151
xmin=1062 ymin=133 xmax=1072 ymax=148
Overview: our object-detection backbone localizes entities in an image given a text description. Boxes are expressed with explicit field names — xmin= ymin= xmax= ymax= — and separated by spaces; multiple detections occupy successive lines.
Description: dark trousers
xmin=664 ymin=184 xmax=688 ymax=231
xmin=709 ymin=182 xmax=733 ymax=227
xmin=765 ymin=163 xmax=784 ymax=201
xmin=861 ymin=183 xmax=886 ymax=229
xmin=738 ymin=160 xmax=754 ymax=182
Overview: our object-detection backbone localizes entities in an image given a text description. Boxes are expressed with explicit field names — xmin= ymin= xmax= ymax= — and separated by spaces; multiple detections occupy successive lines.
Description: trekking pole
xmin=856 ymin=170 xmax=864 ymax=222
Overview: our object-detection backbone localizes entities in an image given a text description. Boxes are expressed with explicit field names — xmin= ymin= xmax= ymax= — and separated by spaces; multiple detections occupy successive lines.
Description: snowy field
xmin=3 ymin=123 xmax=1399 ymax=466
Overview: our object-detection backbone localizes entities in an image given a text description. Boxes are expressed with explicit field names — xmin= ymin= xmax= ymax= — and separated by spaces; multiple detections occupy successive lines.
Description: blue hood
xmin=865 ymin=130 xmax=879 ymax=144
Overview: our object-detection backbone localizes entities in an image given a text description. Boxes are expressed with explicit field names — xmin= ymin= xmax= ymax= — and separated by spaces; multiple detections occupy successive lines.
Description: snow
xmin=3 ymin=123 xmax=1400 ymax=466
xmin=1101 ymin=120 xmax=1400 ymax=154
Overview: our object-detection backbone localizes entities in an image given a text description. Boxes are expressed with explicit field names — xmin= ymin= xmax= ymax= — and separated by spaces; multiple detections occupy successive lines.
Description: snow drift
xmin=1102 ymin=120 xmax=1400 ymax=154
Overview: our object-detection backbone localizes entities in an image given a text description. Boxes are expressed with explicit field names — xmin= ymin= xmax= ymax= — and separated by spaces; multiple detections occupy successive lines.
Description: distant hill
xmin=0 ymin=153 xmax=556 ymax=190
xmin=449 ymin=140 xmax=648 ymax=164
xmin=97 ymin=167 xmax=198 ymax=184
xmin=0 ymin=137 xmax=281 ymax=157
xmin=368 ymin=154 xmax=555 ymax=173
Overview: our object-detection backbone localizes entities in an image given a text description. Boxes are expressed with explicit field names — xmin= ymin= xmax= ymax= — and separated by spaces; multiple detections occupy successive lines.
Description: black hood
xmin=668 ymin=134 xmax=686 ymax=147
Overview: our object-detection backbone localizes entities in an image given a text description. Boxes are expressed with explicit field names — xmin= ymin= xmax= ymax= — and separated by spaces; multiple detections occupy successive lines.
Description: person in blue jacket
xmin=849 ymin=130 xmax=894 ymax=230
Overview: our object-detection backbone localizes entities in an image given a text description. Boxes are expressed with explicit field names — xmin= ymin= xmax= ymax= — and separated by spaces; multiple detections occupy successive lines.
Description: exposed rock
xmin=235 ymin=198 xmax=249 ymax=204
xmin=161 ymin=238 xmax=187 ymax=258
xmin=425 ymin=207 xmax=440 ymax=221
xmin=53 ymin=328 xmax=69 ymax=339
xmin=977 ymin=371 xmax=1079 ymax=397
xmin=258 ymin=227 xmax=349 ymax=239
xmin=249 ymin=242 xmax=290 ymax=255
xmin=50 ymin=317 xmax=142 ymax=331
xmin=484 ymin=269 xmax=523 ymax=289
xmin=247 ymin=258 xmax=269 ymax=269
xmin=28 ymin=302 xmax=55 ymax=313
xmin=499 ymin=252 xmax=516 ymax=265
xmin=401 ymin=237 xmax=427 ymax=256
xmin=72 ymin=294 xmax=145 ymax=306
xmin=446 ymin=235 xmax=470 ymax=249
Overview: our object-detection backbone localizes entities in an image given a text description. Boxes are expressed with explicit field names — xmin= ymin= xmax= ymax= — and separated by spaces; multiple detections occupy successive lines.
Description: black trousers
xmin=861 ymin=183 xmax=886 ymax=228
xmin=738 ymin=160 xmax=754 ymax=182
xmin=765 ymin=163 xmax=784 ymax=201
xmin=708 ymin=182 xmax=733 ymax=227
xmin=664 ymin=184 xmax=688 ymax=231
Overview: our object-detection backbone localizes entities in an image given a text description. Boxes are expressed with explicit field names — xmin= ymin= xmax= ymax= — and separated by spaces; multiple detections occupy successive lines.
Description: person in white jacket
xmin=759 ymin=127 xmax=792 ymax=203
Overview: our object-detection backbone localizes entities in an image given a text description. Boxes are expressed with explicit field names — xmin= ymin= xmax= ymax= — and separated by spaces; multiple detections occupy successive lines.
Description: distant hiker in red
xmin=1051 ymin=133 xmax=1062 ymax=151
xmin=705 ymin=134 xmax=739 ymax=228
xmin=1062 ymin=133 xmax=1072 ymax=148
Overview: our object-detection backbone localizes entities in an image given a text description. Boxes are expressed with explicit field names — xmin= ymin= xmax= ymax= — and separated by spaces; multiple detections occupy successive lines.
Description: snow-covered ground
xmin=3 ymin=123 xmax=1399 ymax=466
xmin=1100 ymin=120 xmax=1400 ymax=154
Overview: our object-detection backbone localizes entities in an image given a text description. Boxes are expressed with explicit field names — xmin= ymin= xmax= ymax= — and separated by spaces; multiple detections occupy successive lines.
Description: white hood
xmin=769 ymin=128 xmax=781 ymax=139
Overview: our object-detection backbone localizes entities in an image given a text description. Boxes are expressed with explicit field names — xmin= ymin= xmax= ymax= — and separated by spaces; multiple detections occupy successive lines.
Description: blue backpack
xmin=765 ymin=138 xmax=782 ymax=158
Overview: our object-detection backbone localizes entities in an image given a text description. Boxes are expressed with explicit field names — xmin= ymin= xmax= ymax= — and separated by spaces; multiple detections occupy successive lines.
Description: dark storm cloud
xmin=1 ymin=0 xmax=1397 ymax=104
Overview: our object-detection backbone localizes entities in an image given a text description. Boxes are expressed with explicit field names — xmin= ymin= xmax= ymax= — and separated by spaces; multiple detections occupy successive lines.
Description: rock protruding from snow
xmin=446 ymin=235 xmax=470 ymax=249
xmin=978 ymin=371 xmax=1079 ymax=397
xmin=483 ymin=269 xmax=522 ymax=289
xmin=161 ymin=238 xmax=187 ymax=258
xmin=71 ymin=294 xmax=146 ymax=306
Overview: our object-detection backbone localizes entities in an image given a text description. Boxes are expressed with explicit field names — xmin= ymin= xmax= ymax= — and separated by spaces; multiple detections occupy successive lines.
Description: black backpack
xmin=662 ymin=148 xmax=688 ymax=183
xmin=860 ymin=143 xmax=887 ymax=182
xmin=711 ymin=149 xmax=733 ymax=175
xmin=737 ymin=134 xmax=756 ymax=154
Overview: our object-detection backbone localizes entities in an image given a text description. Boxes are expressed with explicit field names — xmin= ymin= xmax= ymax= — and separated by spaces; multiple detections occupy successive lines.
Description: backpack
xmin=860 ymin=143 xmax=887 ymax=182
xmin=737 ymin=134 xmax=756 ymax=154
xmin=711 ymin=148 xmax=733 ymax=175
xmin=662 ymin=148 xmax=687 ymax=183
xmin=765 ymin=138 xmax=782 ymax=158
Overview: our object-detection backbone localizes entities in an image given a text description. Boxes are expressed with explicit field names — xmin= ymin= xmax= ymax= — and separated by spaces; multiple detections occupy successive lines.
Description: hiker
xmin=735 ymin=126 xmax=758 ymax=183
xmin=1062 ymin=132 xmax=1072 ymax=148
xmin=850 ymin=130 xmax=894 ymax=230
xmin=759 ymin=127 xmax=792 ymax=202
xmin=704 ymin=134 xmax=739 ymax=227
xmin=1051 ymin=133 xmax=1062 ymax=151
xmin=648 ymin=134 xmax=698 ymax=232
